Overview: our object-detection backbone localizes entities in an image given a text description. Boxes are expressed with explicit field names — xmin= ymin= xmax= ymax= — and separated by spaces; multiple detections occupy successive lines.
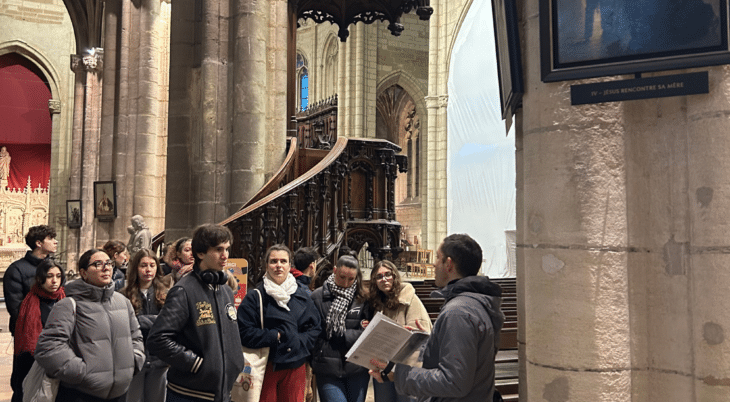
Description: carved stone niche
xmin=0 ymin=177 xmax=50 ymax=277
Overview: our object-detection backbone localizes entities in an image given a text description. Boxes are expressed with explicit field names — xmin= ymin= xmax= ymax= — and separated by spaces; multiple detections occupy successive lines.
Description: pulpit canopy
xmin=296 ymin=0 xmax=433 ymax=41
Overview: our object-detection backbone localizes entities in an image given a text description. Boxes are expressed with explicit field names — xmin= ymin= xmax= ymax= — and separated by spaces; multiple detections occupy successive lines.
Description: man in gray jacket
xmin=371 ymin=233 xmax=505 ymax=402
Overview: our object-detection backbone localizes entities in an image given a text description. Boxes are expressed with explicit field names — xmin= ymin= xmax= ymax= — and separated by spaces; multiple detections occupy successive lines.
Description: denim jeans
xmin=372 ymin=379 xmax=417 ymax=402
xmin=316 ymin=371 xmax=370 ymax=402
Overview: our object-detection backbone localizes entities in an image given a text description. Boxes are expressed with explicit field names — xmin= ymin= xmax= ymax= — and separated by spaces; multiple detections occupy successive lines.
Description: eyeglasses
xmin=375 ymin=273 xmax=393 ymax=281
xmin=88 ymin=260 xmax=114 ymax=270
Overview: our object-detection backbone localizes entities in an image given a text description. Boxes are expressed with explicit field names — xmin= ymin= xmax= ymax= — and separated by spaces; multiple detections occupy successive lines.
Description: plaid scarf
xmin=325 ymin=274 xmax=357 ymax=339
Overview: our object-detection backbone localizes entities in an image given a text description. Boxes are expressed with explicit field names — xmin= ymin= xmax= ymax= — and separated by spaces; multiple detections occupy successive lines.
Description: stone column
xmin=422 ymin=0 xmax=448 ymax=252
xmin=166 ymin=0 xmax=287 ymax=239
xmin=230 ymin=0 xmax=269 ymax=210
xmin=519 ymin=0 xmax=730 ymax=400
xmin=70 ymin=49 xmax=103 ymax=254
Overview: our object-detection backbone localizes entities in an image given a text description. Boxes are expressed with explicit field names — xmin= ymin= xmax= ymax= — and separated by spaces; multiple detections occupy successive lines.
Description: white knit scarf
xmin=263 ymin=273 xmax=298 ymax=311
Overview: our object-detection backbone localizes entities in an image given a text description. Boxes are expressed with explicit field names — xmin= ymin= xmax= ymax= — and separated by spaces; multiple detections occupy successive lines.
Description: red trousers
xmin=259 ymin=361 xmax=306 ymax=402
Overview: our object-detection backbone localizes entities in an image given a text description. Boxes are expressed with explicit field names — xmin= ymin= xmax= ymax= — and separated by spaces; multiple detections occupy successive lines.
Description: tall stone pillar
xmin=422 ymin=0 xmax=448 ymax=252
xmin=165 ymin=0 xmax=287 ymax=240
xmin=70 ymin=50 xmax=103 ymax=255
xmin=519 ymin=0 xmax=730 ymax=400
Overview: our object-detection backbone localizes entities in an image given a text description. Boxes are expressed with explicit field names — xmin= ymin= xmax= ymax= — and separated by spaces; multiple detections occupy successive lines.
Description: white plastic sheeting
xmin=447 ymin=0 xmax=516 ymax=278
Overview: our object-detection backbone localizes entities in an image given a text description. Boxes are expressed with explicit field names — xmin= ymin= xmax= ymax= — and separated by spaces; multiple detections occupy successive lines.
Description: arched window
xmin=323 ymin=37 xmax=339 ymax=98
xmin=297 ymin=53 xmax=308 ymax=111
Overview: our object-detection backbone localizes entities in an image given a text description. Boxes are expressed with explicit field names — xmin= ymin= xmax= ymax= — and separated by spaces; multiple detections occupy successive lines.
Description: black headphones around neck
xmin=199 ymin=269 xmax=228 ymax=285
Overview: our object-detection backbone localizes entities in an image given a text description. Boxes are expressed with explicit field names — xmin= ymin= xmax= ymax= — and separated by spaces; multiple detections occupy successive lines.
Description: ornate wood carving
xmin=296 ymin=0 xmax=433 ymax=41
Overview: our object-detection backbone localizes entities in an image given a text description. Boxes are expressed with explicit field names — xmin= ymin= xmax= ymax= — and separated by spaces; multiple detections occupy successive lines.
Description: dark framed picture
xmin=94 ymin=181 xmax=117 ymax=221
xmin=541 ymin=0 xmax=730 ymax=82
xmin=66 ymin=200 xmax=81 ymax=228
xmin=492 ymin=0 xmax=524 ymax=120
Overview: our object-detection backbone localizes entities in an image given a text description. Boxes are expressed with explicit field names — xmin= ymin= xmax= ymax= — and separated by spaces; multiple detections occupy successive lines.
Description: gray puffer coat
xmin=35 ymin=279 xmax=145 ymax=399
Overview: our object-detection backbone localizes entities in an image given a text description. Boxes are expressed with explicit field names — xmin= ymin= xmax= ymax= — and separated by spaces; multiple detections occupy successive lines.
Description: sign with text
xmin=571 ymin=72 xmax=709 ymax=105
xmin=226 ymin=258 xmax=248 ymax=309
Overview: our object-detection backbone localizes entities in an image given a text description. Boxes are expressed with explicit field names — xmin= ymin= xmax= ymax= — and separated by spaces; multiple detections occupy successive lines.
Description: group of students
xmin=237 ymin=244 xmax=432 ymax=402
xmin=4 ymin=223 xmax=502 ymax=402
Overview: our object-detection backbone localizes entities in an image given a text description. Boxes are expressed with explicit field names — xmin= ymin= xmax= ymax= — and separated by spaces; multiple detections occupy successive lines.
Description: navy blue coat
xmin=237 ymin=282 xmax=321 ymax=371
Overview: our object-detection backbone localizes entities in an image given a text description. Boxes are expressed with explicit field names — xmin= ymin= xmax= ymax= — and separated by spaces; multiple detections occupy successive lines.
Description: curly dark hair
xmin=367 ymin=260 xmax=403 ymax=313
xmin=192 ymin=225 xmax=232 ymax=264
xmin=25 ymin=225 xmax=56 ymax=250
xmin=121 ymin=249 xmax=168 ymax=314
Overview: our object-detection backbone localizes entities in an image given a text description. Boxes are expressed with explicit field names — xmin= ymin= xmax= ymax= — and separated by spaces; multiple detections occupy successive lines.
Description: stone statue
xmin=127 ymin=215 xmax=152 ymax=255
xmin=0 ymin=146 xmax=11 ymax=182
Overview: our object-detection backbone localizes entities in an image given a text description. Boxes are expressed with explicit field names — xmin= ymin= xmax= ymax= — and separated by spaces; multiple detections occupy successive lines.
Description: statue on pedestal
xmin=0 ymin=146 xmax=11 ymax=188
xmin=127 ymin=215 xmax=152 ymax=255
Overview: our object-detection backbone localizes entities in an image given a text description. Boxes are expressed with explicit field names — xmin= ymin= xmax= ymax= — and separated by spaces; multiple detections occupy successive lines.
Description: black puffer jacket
xmin=310 ymin=282 xmax=372 ymax=378
xmin=3 ymin=251 xmax=45 ymax=335
xmin=146 ymin=267 xmax=244 ymax=402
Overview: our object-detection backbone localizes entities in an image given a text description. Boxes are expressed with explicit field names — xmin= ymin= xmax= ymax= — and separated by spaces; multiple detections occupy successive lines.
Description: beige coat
xmin=379 ymin=282 xmax=432 ymax=365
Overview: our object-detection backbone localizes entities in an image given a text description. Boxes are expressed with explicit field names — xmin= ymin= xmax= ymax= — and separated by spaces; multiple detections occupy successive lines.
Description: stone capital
xmin=70 ymin=48 xmax=104 ymax=73
xmin=48 ymin=99 xmax=61 ymax=114
xmin=425 ymin=95 xmax=448 ymax=109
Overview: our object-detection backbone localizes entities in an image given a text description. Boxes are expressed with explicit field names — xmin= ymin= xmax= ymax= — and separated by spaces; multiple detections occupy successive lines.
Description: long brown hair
xmin=122 ymin=249 xmax=168 ymax=314
xmin=367 ymin=260 xmax=403 ymax=312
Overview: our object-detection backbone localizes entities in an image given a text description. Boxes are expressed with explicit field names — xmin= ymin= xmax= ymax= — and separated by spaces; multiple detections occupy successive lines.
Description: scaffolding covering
xmin=447 ymin=0 xmax=516 ymax=278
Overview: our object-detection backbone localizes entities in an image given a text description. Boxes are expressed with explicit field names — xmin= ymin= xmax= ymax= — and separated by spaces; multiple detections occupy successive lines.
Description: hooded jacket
xmin=394 ymin=276 xmax=504 ymax=402
xmin=146 ymin=266 xmax=245 ymax=402
xmin=3 ymin=250 xmax=45 ymax=335
xmin=35 ymin=279 xmax=145 ymax=399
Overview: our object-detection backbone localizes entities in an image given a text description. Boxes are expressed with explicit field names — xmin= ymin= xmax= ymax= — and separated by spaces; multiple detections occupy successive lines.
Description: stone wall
xmin=518 ymin=0 xmax=730 ymax=400
xmin=0 ymin=0 xmax=75 ymax=261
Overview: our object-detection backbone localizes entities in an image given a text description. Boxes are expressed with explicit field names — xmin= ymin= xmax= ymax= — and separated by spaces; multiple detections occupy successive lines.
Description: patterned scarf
xmin=263 ymin=273 xmax=298 ymax=311
xmin=325 ymin=274 xmax=357 ymax=339
xmin=15 ymin=285 xmax=65 ymax=355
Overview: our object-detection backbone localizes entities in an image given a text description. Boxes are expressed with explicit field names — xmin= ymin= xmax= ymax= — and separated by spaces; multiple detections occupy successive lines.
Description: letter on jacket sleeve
xmin=394 ymin=311 xmax=486 ymax=399
xmin=34 ymin=298 xmax=87 ymax=384
xmin=342 ymin=304 xmax=368 ymax=348
xmin=146 ymin=287 xmax=202 ymax=373
xmin=126 ymin=300 xmax=146 ymax=373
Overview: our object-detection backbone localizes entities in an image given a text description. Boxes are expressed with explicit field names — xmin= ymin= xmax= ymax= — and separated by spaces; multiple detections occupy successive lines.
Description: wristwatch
xmin=381 ymin=362 xmax=395 ymax=382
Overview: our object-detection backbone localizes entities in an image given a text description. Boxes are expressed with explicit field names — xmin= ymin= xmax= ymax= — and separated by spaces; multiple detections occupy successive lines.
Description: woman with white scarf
xmin=310 ymin=255 xmax=372 ymax=402
xmin=238 ymin=244 xmax=322 ymax=402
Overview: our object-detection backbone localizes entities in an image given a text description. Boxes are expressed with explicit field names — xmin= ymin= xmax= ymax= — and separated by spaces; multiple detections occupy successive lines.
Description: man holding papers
xmin=369 ymin=234 xmax=505 ymax=402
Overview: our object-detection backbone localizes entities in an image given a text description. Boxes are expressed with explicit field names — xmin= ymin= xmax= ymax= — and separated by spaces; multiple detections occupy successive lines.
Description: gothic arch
xmin=296 ymin=51 xmax=310 ymax=111
xmin=446 ymin=0 xmax=477 ymax=80
xmin=0 ymin=41 xmax=62 ymax=101
xmin=320 ymin=34 xmax=339 ymax=100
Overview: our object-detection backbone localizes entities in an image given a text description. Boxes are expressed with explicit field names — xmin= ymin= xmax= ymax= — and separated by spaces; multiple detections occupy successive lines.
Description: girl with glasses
xmin=35 ymin=249 xmax=145 ymax=402
xmin=366 ymin=260 xmax=432 ymax=402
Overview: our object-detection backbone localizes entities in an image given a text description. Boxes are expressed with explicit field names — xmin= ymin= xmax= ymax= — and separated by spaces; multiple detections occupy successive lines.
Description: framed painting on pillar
xmin=66 ymin=200 xmax=81 ymax=228
xmin=93 ymin=181 xmax=116 ymax=221
xmin=541 ymin=0 xmax=730 ymax=82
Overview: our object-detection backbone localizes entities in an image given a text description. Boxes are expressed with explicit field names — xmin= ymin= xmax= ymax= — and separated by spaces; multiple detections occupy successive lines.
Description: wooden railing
xmin=152 ymin=97 xmax=408 ymax=283
xmin=221 ymin=136 xmax=407 ymax=282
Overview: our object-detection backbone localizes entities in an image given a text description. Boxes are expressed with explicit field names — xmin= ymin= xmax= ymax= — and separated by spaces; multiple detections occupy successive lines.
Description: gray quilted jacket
xmin=35 ymin=279 xmax=145 ymax=399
